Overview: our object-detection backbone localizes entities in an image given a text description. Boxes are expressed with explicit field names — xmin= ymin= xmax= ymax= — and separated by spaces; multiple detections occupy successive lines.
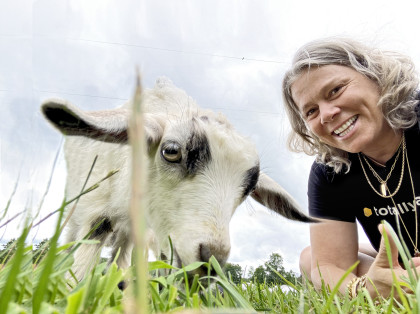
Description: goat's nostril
xmin=199 ymin=243 xmax=212 ymax=263
xmin=160 ymin=252 xmax=168 ymax=261
xmin=199 ymin=243 xmax=229 ymax=268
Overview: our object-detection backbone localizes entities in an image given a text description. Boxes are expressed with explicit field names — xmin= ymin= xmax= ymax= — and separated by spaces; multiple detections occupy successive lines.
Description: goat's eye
xmin=161 ymin=143 xmax=182 ymax=163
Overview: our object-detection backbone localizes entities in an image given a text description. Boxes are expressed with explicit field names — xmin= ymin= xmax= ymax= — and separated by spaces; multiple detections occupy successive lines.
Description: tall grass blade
xmin=383 ymin=221 xmax=418 ymax=285
xmin=0 ymin=225 xmax=29 ymax=314
xmin=205 ymin=276 xmax=254 ymax=310
xmin=381 ymin=222 xmax=411 ymax=310
xmin=265 ymin=263 xmax=298 ymax=291
xmin=65 ymin=286 xmax=85 ymax=314
xmin=33 ymin=139 xmax=63 ymax=221
xmin=31 ymin=168 xmax=118 ymax=231
xmin=32 ymin=199 xmax=66 ymax=314
xmin=96 ymin=263 xmax=123 ymax=313
xmin=126 ymin=72 xmax=148 ymax=313
xmin=58 ymin=154 xmax=98 ymax=234
xmin=1 ymin=173 xmax=20 ymax=221
xmin=321 ymin=260 xmax=359 ymax=314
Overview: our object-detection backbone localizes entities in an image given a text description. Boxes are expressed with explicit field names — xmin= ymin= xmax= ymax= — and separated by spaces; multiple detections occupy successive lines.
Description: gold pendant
xmin=415 ymin=249 xmax=420 ymax=258
xmin=380 ymin=183 xmax=387 ymax=197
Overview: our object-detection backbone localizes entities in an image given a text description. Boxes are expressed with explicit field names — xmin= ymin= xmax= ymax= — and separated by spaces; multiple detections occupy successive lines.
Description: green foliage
xmin=224 ymin=263 xmax=242 ymax=285
xmin=0 ymin=239 xmax=18 ymax=264
xmin=33 ymin=239 xmax=49 ymax=264
xmin=0 ymin=227 xmax=32 ymax=314
xmin=1 ymin=229 xmax=420 ymax=313
xmin=248 ymin=253 xmax=300 ymax=286
xmin=251 ymin=265 xmax=266 ymax=284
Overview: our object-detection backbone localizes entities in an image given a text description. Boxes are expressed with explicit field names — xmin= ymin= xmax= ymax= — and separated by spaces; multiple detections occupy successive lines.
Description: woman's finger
xmin=411 ymin=257 xmax=420 ymax=267
xmin=374 ymin=224 xmax=400 ymax=268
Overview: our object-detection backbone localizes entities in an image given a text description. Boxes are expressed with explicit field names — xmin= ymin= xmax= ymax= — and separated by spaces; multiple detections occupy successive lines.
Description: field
xmin=0 ymin=211 xmax=419 ymax=313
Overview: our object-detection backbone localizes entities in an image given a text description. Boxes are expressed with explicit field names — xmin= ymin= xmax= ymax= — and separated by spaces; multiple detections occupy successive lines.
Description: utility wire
xmin=2 ymin=35 xmax=287 ymax=114
xmin=36 ymin=35 xmax=288 ymax=64
xmin=33 ymin=88 xmax=128 ymax=101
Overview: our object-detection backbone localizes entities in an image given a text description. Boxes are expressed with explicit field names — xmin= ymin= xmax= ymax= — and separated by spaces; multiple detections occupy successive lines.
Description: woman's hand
xmin=366 ymin=224 xmax=420 ymax=298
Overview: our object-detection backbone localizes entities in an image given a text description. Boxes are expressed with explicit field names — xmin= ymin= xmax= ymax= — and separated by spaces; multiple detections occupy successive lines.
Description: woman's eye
xmin=306 ymin=108 xmax=317 ymax=118
xmin=161 ymin=143 xmax=182 ymax=163
xmin=329 ymin=86 xmax=342 ymax=97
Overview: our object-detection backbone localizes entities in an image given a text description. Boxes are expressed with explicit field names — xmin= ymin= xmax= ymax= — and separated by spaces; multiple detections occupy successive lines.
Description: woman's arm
xmin=310 ymin=221 xmax=420 ymax=299
xmin=310 ymin=219 xmax=360 ymax=294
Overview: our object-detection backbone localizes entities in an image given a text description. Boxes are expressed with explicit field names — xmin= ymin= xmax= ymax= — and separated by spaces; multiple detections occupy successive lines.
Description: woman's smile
xmin=332 ymin=115 xmax=358 ymax=137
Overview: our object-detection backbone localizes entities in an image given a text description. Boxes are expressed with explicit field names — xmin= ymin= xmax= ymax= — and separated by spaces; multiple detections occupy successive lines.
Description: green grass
xmin=1 ymin=169 xmax=419 ymax=313
xmin=0 ymin=218 xmax=419 ymax=313
xmin=1 ymin=166 xmax=418 ymax=313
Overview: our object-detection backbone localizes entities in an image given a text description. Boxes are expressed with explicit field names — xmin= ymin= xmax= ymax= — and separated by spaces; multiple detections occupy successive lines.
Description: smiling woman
xmin=291 ymin=65 xmax=389 ymax=157
xmin=281 ymin=37 xmax=420 ymax=300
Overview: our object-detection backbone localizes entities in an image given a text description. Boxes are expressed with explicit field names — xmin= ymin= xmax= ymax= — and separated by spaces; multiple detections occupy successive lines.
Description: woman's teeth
xmin=333 ymin=116 xmax=358 ymax=137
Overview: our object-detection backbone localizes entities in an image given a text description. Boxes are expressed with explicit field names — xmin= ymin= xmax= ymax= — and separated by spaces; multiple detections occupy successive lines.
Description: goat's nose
xmin=199 ymin=243 xmax=230 ymax=268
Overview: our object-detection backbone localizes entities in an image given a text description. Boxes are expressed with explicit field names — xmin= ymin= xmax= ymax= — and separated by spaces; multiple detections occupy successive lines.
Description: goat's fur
xmin=41 ymin=77 xmax=313 ymax=280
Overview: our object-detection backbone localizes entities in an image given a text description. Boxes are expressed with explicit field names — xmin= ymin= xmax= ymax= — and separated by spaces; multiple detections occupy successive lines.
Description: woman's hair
xmin=282 ymin=37 xmax=419 ymax=173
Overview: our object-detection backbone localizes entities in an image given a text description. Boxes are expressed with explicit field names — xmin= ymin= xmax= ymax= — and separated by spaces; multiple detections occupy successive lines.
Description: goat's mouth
xmin=160 ymin=247 xmax=182 ymax=268
xmin=186 ymin=266 xmax=217 ymax=288
xmin=159 ymin=248 xmax=216 ymax=281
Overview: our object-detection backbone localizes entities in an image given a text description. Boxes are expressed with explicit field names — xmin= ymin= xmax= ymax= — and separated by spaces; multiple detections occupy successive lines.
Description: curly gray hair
xmin=282 ymin=37 xmax=419 ymax=173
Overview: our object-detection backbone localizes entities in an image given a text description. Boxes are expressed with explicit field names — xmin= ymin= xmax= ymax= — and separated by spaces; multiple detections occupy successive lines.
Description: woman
xmin=282 ymin=37 xmax=420 ymax=298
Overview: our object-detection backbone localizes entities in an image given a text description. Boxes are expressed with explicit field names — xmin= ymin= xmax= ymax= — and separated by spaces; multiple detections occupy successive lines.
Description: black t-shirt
xmin=308 ymin=125 xmax=420 ymax=254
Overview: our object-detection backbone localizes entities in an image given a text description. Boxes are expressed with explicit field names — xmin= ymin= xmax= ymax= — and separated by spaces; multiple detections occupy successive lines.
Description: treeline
xmin=223 ymin=253 xmax=300 ymax=285
xmin=0 ymin=238 xmax=49 ymax=264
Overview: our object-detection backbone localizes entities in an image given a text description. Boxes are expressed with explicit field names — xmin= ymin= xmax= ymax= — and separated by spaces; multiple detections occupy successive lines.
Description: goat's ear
xmin=41 ymin=99 xmax=165 ymax=147
xmin=41 ymin=99 xmax=130 ymax=143
xmin=251 ymin=172 xmax=317 ymax=223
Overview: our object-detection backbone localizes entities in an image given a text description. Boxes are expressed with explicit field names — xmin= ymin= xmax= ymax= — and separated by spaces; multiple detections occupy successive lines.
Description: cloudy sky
xmin=1 ymin=0 xmax=420 ymax=273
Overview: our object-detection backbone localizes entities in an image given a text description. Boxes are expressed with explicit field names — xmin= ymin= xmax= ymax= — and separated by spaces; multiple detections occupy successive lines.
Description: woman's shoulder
xmin=309 ymin=159 xmax=350 ymax=184
xmin=310 ymin=161 xmax=329 ymax=178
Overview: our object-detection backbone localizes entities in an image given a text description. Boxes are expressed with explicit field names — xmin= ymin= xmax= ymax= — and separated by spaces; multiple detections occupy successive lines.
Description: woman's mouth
xmin=333 ymin=115 xmax=358 ymax=137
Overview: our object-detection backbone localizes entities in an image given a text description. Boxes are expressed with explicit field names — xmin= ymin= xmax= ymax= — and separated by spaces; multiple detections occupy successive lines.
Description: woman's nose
xmin=320 ymin=104 xmax=340 ymax=124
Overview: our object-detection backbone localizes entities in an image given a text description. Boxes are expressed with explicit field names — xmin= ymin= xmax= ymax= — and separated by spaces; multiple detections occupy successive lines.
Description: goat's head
xmin=41 ymin=77 xmax=314 ymax=277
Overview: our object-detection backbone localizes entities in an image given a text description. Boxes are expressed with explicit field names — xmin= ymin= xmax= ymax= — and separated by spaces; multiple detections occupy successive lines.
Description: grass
xmin=1 ymin=205 xmax=419 ymax=313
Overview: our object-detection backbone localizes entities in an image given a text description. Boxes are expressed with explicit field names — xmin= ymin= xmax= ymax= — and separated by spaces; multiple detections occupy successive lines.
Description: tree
xmin=249 ymin=252 xmax=300 ymax=285
xmin=33 ymin=239 xmax=50 ymax=264
xmin=224 ymin=263 xmax=242 ymax=284
xmin=247 ymin=266 xmax=255 ymax=280
xmin=252 ymin=265 xmax=266 ymax=284
xmin=0 ymin=239 xmax=17 ymax=264
xmin=265 ymin=253 xmax=286 ymax=285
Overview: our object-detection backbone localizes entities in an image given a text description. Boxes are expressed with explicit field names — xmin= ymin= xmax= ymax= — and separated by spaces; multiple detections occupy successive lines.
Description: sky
xmin=1 ymin=0 xmax=420 ymax=274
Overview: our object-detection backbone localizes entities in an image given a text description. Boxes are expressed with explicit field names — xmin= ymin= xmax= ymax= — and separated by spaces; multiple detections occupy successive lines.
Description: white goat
xmin=41 ymin=77 xmax=312 ymax=280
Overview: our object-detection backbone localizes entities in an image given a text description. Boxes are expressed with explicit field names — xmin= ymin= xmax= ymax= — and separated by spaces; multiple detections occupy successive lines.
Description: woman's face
xmin=291 ymin=65 xmax=391 ymax=155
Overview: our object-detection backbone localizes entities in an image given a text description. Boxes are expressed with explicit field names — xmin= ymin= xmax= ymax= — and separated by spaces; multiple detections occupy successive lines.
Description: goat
xmin=41 ymin=77 xmax=313 ymax=280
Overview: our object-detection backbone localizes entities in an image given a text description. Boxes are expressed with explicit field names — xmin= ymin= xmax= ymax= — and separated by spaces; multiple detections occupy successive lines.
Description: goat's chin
xmin=160 ymin=247 xmax=214 ymax=279
xmin=159 ymin=246 xmax=182 ymax=268
xmin=182 ymin=269 xmax=216 ymax=289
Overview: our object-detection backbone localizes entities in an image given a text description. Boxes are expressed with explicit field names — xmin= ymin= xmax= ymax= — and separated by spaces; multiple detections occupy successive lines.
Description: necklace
xmin=359 ymin=132 xmax=419 ymax=257
xmin=388 ymin=154 xmax=419 ymax=256
xmin=358 ymin=134 xmax=405 ymax=198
